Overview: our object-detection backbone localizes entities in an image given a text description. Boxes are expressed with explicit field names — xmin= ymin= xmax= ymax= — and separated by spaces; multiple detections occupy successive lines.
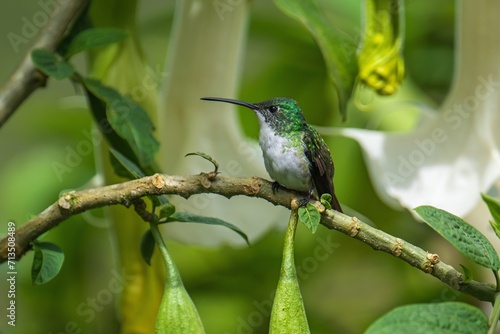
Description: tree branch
xmin=0 ymin=173 xmax=496 ymax=303
xmin=0 ymin=0 xmax=88 ymax=127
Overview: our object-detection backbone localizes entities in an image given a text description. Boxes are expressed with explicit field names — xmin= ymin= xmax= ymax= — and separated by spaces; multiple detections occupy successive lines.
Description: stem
xmin=282 ymin=209 xmax=299 ymax=280
xmin=149 ymin=220 xmax=180 ymax=285
xmin=150 ymin=221 xmax=168 ymax=266
xmin=488 ymin=293 xmax=500 ymax=333
xmin=494 ymin=270 xmax=500 ymax=292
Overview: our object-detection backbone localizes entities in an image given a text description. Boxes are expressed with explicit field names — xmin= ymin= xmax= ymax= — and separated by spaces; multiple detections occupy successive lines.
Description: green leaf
xmin=488 ymin=220 xmax=500 ymax=243
xmin=415 ymin=206 xmax=500 ymax=270
xmin=82 ymin=78 xmax=159 ymax=167
xmin=365 ymin=302 xmax=488 ymax=334
xmin=158 ymin=202 xmax=176 ymax=222
xmin=31 ymin=242 xmax=64 ymax=285
xmin=482 ymin=194 xmax=500 ymax=240
xmin=489 ymin=220 xmax=500 ymax=241
xmin=459 ymin=264 xmax=473 ymax=283
xmin=298 ymin=203 xmax=321 ymax=233
xmin=270 ymin=210 xmax=310 ymax=334
xmin=166 ymin=212 xmax=249 ymax=246
xmin=31 ymin=49 xmax=74 ymax=80
xmin=320 ymin=193 xmax=332 ymax=210
xmin=109 ymin=147 xmax=146 ymax=180
xmin=81 ymin=80 xmax=138 ymax=165
xmin=273 ymin=0 xmax=357 ymax=119
xmin=482 ymin=193 xmax=500 ymax=223
xmin=149 ymin=195 xmax=171 ymax=210
xmin=140 ymin=229 xmax=155 ymax=266
xmin=65 ymin=28 xmax=128 ymax=58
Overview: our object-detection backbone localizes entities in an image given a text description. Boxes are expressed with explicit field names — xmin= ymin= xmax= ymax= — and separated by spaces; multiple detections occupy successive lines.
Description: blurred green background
xmin=0 ymin=1 xmax=480 ymax=333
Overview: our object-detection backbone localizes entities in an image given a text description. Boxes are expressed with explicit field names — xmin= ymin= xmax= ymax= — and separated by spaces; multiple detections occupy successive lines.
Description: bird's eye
xmin=269 ymin=106 xmax=279 ymax=113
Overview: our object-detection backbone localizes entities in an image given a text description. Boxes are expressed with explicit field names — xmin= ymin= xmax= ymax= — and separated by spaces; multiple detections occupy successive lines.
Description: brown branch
xmin=0 ymin=0 xmax=88 ymax=127
xmin=0 ymin=173 xmax=496 ymax=303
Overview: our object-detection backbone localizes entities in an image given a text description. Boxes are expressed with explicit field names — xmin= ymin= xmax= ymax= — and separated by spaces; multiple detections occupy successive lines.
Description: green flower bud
xmin=152 ymin=224 xmax=205 ymax=334
xmin=270 ymin=210 xmax=310 ymax=334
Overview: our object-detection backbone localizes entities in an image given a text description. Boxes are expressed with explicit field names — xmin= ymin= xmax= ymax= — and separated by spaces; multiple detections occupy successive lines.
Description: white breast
xmin=257 ymin=119 xmax=311 ymax=192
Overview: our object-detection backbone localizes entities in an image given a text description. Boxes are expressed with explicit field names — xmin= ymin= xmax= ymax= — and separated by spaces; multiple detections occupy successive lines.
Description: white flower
xmin=159 ymin=1 xmax=288 ymax=246
xmin=322 ymin=0 xmax=500 ymax=219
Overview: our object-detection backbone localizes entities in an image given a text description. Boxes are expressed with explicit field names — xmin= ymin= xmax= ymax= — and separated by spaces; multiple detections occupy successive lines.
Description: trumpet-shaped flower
xmin=159 ymin=0 xmax=288 ymax=246
xmin=328 ymin=0 xmax=500 ymax=220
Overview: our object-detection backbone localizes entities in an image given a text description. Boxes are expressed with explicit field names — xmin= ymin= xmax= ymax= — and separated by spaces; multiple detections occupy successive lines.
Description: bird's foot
xmin=271 ymin=181 xmax=282 ymax=194
xmin=297 ymin=194 xmax=312 ymax=207
xmin=296 ymin=187 xmax=315 ymax=207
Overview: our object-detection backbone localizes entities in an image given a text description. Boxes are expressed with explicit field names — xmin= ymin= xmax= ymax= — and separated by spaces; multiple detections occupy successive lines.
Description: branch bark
xmin=0 ymin=0 xmax=88 ymax=127
xmin=0 ymin=173 xmax=496 ymax=303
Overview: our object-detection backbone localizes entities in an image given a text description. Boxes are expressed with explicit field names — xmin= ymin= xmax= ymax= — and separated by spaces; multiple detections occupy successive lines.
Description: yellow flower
xmin=358 ymin=0 xmax=404 ymax=95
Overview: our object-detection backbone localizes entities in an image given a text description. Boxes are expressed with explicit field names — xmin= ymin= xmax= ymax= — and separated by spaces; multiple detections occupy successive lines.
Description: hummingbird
xmin=201 ymin=97 xmax=342 ymax=212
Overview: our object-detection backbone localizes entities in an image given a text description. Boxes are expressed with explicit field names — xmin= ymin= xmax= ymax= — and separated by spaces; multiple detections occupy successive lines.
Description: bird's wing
xmin=303 ymin=129 xmax=343 ymax=212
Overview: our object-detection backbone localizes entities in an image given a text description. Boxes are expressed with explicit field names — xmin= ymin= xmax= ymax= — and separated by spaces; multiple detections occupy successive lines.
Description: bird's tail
xmin=331 ymin=193 xmax=343 ymax=213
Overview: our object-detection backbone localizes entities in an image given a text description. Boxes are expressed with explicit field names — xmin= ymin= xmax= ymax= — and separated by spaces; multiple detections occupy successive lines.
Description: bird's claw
xmin=297 ymin=196 xmax=311 ymax=207
xmin=271 ymin=181 xmax=281 ymax=194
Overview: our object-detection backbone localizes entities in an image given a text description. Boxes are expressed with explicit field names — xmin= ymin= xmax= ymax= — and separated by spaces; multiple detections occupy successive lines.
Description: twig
xmin=0 ymin=173 xmax=496 ymax=302
xmin=0 ymin=0 xmax=88 ymax=127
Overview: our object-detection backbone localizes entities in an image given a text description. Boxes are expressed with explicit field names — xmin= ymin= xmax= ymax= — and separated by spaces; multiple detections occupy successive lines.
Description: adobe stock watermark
xmin=8 ymin=0 xmax=67 ymax=54
xmin=431 ymin=285 xmax=461 ymax=304
xmin=384 ymin=74 xmax=500 ymax=186
xmin=229 ymin=234 xmax=341 ymax=334
xmin=51 ymin=64 xmax=167 ymax=182
xmin=48 ymin=268 xmax=134 ymax=334
xmin=212 ymin=0 xmax=244 ymax=21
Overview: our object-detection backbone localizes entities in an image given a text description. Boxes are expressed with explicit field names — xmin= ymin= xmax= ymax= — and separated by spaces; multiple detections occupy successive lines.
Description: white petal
xmin=325 ymin=0 xmax=500 ymax=217
xmin=158 ymin=1 xmax=288 ymax=246
xmin=334 ymin=100 xmax=500 ymax=215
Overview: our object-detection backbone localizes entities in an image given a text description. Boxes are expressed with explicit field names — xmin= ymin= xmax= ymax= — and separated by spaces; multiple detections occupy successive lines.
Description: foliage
xmin=415 ymin=206 xmax=500 ymax=271
xmin=482 ymin=193 xmax=500 ymax=240
xmin=273 ymin=0 xmax=358 ymax=119
xmin=31 ymin=241 xmax=64 ymax=285
xmin=29 ymin=22 xmax=249 ymax=333
xmin=365 ymin=302 xmax=489 ymax=334
xmin=298 ymin=203 xmax=321 ymax=234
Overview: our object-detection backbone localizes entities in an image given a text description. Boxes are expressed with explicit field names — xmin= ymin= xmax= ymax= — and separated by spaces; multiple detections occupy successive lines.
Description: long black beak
xmin=201 ymin=97 xmax=258 ymax=110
